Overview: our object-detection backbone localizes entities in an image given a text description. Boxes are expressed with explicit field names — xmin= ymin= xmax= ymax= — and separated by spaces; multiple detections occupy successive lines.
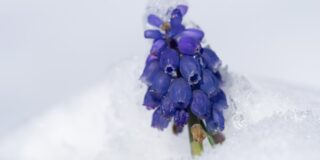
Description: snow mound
xmin=0 ymin=57 xmax=320 ymax=160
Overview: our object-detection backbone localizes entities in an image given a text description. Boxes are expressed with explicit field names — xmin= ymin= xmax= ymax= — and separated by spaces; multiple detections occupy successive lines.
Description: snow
xmin=0 ymin=57 xmax=320 ymax=160
xmin=1 ymin=0 xmax=320 ymax=159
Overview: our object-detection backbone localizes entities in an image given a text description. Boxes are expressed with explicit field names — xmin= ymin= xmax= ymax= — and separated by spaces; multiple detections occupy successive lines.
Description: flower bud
xmin=174 ymin=109 xmax=189 ymax=127
xmin=147 ymin=14 xmax=163 ymax=28
xmin=201 ymin=48 xmax=221 ymax=73
xmin=144 ymin=30 xmax=163 ymax=40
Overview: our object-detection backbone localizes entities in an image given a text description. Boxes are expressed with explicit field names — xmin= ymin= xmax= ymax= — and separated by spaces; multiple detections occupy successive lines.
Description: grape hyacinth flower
xmin=140 ymin=4 xmax=229 ymax=156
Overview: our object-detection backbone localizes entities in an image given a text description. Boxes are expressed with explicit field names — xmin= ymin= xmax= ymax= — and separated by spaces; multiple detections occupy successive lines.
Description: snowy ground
xmin=1 ymin=0 xmax=320 ymax=159
xmin=0 ymin=58 xmax=320 ymax=160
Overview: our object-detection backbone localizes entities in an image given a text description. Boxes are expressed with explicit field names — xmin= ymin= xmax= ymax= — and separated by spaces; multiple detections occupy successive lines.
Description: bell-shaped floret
xmin=191 ymin=90 xmax=211 ymax=119
xmin=160 ymin=96 xmax=177 ymax=117
xmin=160 ymin=48 xmax=180 ymax=77
xmin=178 ymin=37 xmax=201 ymax=55
xmin=179 ymin=29 xmax=204 ymax=42
xmin=168 ymin=78 xmax=192 ymax=109
xmin=140 ymin=60 xmax=161 ymax=86
xmin=143 ymin=88 xmax=161 ymax=110
xmin=151 ymin=108 xmax=171 ymax=130
xmin=149 ymin=72 xmax=171 ymax=99
xmin=205 ymin=109 xmax=225 ymax=133
xmin=211 ymin=89 xmax=228 ymax=111
xmin=180 ymin=56 xmax=201 ymax=85
xmin=200 ymin=69 xmax=220 ymax=98
xmin=150 ymin=39 xmax=166 ymax=56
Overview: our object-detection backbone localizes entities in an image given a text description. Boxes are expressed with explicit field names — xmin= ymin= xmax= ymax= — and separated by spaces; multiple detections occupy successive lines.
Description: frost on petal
xmin=160 ymin=48 xmax=179 ymax=77
xmin=152 ymin=108 xmax=171 ymax=130
xmin=211 ymin=89 xmax=228 ymax=111
xmin=176 ymin=4 xmax=188 ymax=16
xmin=206 ymin=110 xmax=225 ymax=133
xmin=179 ymin=29 xmax=204 ymax=42
xmin=178 ymin=37 xmax=200 ymax=55
xmin=170 ymin=8 xmax=183 ymax=27
xmin=140 ymin=60 xmax=161 ymax=86
xmin=150 ymin=72 xmax=171 ymax=99
xmin=160 ymin=96 xmax=177 ymax=117
xmin=191 ymin=90 xmax=211 ymax=119
xmin=144 ymin=30 xmax=163 ymax=40
xmin=174 ymin=109 xmax=189 ymax=127
xmin=143 ymin=89 xmax=161 ymax=110
xmin=180 ymin=56 xmax=201 ymax=85
xmin=200 ymin=69 xmax=220 ymax=98
xmin=201 ymin=48 xmax=221 ymax=73
xmin=150 ymin=39 xmax=167 ymax=56
xmin=168 ymin=78 xmax=192 ymax=109
xmin=147 ymin=14 xmax=163 ymax=28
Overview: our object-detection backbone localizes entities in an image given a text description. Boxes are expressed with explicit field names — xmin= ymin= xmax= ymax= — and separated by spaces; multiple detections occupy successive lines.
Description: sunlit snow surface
xmin=0 ymin=56 xmax=320 ymax=160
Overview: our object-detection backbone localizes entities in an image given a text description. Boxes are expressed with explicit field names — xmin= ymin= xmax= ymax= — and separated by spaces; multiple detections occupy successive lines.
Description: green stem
xmin=188 ymin=112 xmax=203 ymax=156
xmin=200 ymin=120 xmax=215 ymax=146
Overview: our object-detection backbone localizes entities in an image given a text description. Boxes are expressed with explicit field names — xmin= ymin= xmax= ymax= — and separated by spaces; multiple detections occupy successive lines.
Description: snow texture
xmin=0 ymin=57 xmax=319 ymax=160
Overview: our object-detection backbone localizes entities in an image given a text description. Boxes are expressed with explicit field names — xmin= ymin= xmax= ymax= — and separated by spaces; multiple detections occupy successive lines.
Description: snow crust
xmin=0 ymin=56 xmax=319 ymax=160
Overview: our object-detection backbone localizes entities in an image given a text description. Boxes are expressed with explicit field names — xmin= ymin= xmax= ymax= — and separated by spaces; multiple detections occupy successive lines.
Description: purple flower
xmin=145 ymin=54 xmax=158 ymax=65
xmin=143 ymin=89 xmax=161 ymax=110
xmin=178 ymin=36 xmax=201 ymax=55
xmin=144 ymin=29 xmax=163 ymax=40
xmin=180 ymin=56 xmax=201 ymax=85
xmin=147 ymin=14 xmax=163 ymax=28
xmin=170 ymin=8 xmax=183 ymax=27
xmin=201 ymin=48 xmax=221 ymax=73
xmin=142 ymin=5 xmax=229 ymax=136
xmin=176 ymin=4 xmax=188 ymax=16
xmin=150 ymin=72 xmax=171 ymax=99
xmin=211 ymin=89 xmax=228 ymax=111
xmin=200 ymin=69 xmax=220 ymax=98
xmin=152 ymin=107 xmax=171 ymax=130
xmin=160 ymin=96 xmax=177 ymax=117
xmin=160 ymin=48 xmax=180 ymax=77
xmin=206 ymin=110 xmax=225 ymax=133
xmin=150 ymin=39 xmax=167 ymax=56
xmin=140 ymin=60 xmax=161 ymax=86
xmin=179 ymin=29 xmax=204 ymax=42
xmin=174 ymin=109 xmax=189 ymax=127
xmin=191 ymin=90 xmax=211 ymax=119
xmin=168 ymin=78 xmax=192 ymax=109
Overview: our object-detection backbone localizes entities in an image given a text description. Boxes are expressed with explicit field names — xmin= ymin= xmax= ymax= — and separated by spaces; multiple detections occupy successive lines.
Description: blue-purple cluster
xmin=140 ymin=5 xmax=228 ymax=134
